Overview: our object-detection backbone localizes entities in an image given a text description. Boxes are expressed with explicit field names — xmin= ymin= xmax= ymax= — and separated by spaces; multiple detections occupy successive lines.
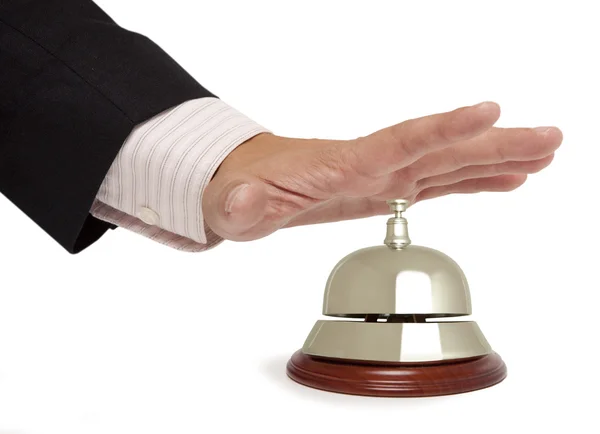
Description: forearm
xmin=0 ymin=0 xmax=214 ymax=252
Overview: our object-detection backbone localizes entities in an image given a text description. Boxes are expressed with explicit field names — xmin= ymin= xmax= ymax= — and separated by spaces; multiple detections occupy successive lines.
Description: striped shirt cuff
xmin=91 ymin=97 xmax=271 ymax=251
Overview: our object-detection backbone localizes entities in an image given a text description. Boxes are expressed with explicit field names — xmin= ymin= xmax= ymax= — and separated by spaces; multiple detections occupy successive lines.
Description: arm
xmin=0 ymin=0 xmax=216 ymax=252
xmin=0 ymin=0 xmax=563 ymax=254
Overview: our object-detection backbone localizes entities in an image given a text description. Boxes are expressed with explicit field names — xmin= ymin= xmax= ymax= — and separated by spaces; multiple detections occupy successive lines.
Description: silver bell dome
xmin=323 ymin=245 xmax=471 ymax=318
xmin=323 ymin=200 xmax=471 ymax=318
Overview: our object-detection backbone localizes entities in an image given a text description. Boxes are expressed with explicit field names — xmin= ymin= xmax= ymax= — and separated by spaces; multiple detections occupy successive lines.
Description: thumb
xmin=202 ymin=174 xmax=270 ymax=241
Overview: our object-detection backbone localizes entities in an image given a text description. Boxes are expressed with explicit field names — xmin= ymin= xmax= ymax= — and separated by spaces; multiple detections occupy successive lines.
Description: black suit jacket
xmin=0 ymin=0 xmax=215 ymax=253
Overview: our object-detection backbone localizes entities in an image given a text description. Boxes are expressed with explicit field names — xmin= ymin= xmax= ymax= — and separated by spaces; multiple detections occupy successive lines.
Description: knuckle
xmin=433 ymin=119 xmax=453 ymax=144
xmin=338 ymin=144 xmax=362 ymax=172
xmin=336 ymin=140 xmax=378 ymax=180
xmin=446 ymin=150 xmax=463 ymax=169
xmin=396 ymin=166 xmax=419 ymax=186
xmin=490 ymin=162 xmax=503 ymax=175
xmin=310 ymin=145 xmax=358 ymax=193
xmin=387 ymin=122 xmax=421 ymax=160
xmin=377 ymin=170 xmax=416 ymax=199
xmin=496 ymin=145 xmax=508 ymax=162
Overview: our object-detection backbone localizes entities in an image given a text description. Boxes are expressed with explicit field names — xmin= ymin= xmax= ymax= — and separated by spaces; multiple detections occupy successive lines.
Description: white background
xmin=1 ymin=0 xmax=598 ymax=433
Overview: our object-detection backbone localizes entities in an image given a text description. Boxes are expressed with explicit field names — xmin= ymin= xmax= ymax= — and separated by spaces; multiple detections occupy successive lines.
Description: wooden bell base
xmin=286 ymin=350 xmax=507 ymax=397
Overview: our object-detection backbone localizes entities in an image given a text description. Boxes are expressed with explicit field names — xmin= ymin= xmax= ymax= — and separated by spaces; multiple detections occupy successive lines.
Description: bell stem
xmin=384 ymin=199 xmax=411 ymax=249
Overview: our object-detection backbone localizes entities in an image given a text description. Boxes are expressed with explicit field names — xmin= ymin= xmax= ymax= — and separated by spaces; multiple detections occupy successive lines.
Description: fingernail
xmin=473 ymin=101 xmax=494 ymax=110
xmin=534 ymin=126 xmax=553 ymax=134
xmin=225 ymin=184 xmax=250 ymax=214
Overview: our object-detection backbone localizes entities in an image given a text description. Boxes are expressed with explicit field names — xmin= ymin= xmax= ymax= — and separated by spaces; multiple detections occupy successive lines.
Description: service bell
xmin=287 ymin=199 xmax=507 ymax=397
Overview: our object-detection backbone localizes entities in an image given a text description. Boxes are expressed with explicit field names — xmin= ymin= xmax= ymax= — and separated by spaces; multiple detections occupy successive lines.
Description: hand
xmin=202 ymin=102 xmax=562 ymax=241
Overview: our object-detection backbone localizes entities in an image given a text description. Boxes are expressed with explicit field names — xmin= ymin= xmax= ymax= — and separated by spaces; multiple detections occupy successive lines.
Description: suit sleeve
xmin=0 ymin=0 xmax=215 ymax=253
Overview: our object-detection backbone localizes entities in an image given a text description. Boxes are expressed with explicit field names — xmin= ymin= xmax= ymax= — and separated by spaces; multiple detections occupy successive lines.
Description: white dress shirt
xmin=90 ymin=97 xmax=271 ymax=251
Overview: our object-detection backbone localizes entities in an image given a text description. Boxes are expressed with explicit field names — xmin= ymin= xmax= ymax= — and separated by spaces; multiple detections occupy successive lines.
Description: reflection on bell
xmin=286 ymin=199 xmax=507 ymax=397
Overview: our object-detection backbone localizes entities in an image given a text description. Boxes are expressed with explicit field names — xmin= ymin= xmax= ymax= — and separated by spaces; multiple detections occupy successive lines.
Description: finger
xmin=415 ymin=174 xmax=527 ymax=202
xmin=329 ymin=101 xmax=501 ymax=178
xmin=202 ymin=173 xmax=271 ymax=241
xmin=284 ymin=197 xmax=391 ymax=227
xmin=406 ymin=126 xmax=562 ymax=179
xmin=416 ymin=154 xmax=553 ymax=190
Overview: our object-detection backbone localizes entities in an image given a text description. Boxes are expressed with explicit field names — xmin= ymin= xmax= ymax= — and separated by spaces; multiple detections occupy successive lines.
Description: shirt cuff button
xmin=137 ymin=207 xmax=160 ymax=226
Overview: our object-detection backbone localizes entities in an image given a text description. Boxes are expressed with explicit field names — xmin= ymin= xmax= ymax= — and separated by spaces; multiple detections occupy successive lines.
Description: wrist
xmin=214 ymin=132 xmax=333 ymax=176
